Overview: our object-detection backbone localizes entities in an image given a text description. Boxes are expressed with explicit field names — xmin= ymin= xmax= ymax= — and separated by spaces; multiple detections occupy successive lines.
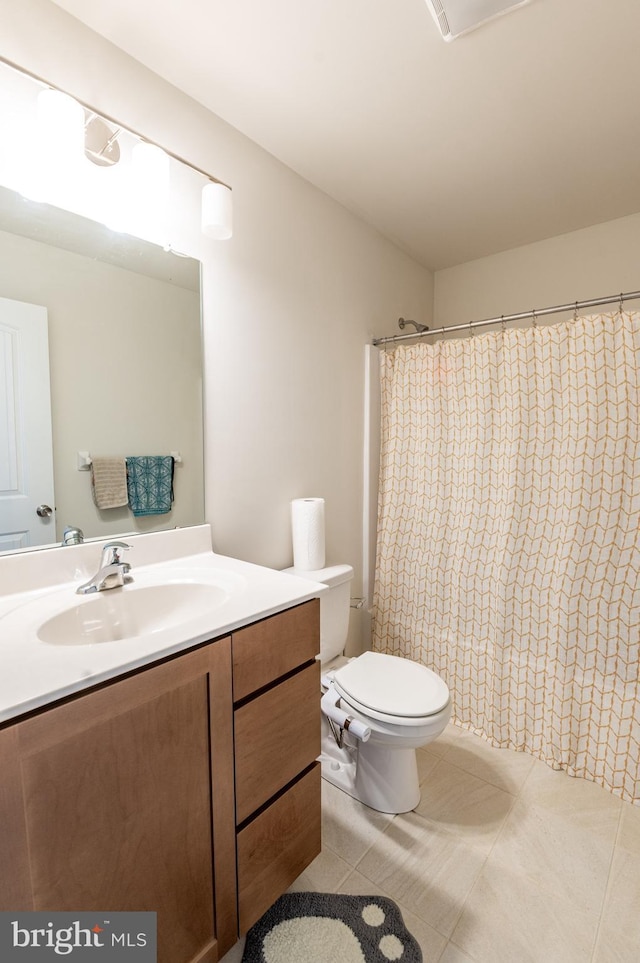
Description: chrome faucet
xmin=76 ymin=541 xmax=132 ymax=595
xmin=62 ymin=526 xmax=84 ymax=546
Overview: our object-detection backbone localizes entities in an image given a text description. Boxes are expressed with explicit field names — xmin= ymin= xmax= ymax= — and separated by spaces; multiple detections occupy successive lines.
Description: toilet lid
xmin=333 ymin=651 xmax=450 ymax=719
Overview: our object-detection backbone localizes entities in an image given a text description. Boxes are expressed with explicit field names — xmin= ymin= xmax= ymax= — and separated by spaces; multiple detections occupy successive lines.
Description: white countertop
xmin=0 ymin=526 xmax=325 ymax=724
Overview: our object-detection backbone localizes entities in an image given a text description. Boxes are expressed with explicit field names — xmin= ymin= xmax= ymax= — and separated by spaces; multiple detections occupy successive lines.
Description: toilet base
xmin=320 ymin=721 xmax=421 ymax=814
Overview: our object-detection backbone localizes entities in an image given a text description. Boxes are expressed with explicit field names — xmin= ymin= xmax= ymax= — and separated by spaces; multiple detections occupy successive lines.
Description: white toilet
xmin=285 ymin=563 xmax=451 ymax=813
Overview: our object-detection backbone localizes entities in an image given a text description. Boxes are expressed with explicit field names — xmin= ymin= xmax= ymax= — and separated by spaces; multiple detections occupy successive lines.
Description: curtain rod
xmin=372 ymin=289 xmax=640 ymax=346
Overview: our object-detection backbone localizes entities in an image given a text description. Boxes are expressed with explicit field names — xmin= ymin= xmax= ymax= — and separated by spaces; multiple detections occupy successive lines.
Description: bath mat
xmin=242 ymin=892 xmax=422 ymax=963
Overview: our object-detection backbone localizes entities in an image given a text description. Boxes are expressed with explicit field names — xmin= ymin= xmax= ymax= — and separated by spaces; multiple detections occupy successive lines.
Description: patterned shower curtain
xmin=373 ymin=311 xmax=640 ymax=804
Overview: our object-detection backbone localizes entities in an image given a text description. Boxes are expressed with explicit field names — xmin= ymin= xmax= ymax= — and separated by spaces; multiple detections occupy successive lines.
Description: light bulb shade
xmin=37 ymin=89 xmax=84 ymax=156
xmin=31 ymin=88 xmax=86 ymax=207
xmin=202 ymin=181 xmax=233 ymax=239
xmin=127 ymin=141 xmax=170 ymax=245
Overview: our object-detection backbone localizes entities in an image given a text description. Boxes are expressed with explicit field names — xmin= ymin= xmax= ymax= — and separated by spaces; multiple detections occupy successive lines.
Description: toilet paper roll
xmin=291 ymin=497 xmax=325 ymax=571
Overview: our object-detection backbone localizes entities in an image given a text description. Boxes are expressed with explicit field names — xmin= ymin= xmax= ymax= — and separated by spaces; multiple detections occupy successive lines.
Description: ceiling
xmin=50 ymin=0 xmax=640 ymax=271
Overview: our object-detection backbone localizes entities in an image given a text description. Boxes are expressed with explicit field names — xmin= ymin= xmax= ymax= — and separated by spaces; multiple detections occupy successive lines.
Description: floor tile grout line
xmin=321 ymin=781 xmax=395 ymax=870
xmin=443 ymin=736 xmax=629 ymax=956
xmin=329 ymin=848 xmax=360 ymax=894
xmin=588 ymin=798 xmax=625 ymax=962
xmin=347 ymin=798 xmax=495 ymax=948
xmin=349 ymin=810 xmax=399 ymax=875
xmin=439 ymin=937 xmax=484 ymax=963
xmin=415 ymin=751 xmax=521 ymax=860
xmin=442 ymin=749 xmax=532 ymax=956
xmin=346 ymin=853 xmax=462 ymax=949
xmin=426 ymin=735 xmax=538 ymax=956
xmin=324 ymin=828 xmax=458 ymax=950
xmin=461 ymin=774 xmax=619 ymax=925
xmin=337 ymin=863 xmax=468 ymax=963
xmin=321 ymin=725 xmax=633 ymax=963
xmin=424 ymin=746 xmax=531 ymax=799
xmin=439 ymin=846 xmax=492 ymax=953
xmin=438 ymin=768 xmax=522 ymax=951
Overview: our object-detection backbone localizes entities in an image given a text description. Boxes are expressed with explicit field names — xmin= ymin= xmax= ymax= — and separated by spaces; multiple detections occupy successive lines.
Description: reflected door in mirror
xmin=0 ymin=297 xmax=55 ymax=550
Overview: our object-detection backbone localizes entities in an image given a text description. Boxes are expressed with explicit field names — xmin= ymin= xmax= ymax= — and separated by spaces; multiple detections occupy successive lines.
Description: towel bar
xmin=77 ymin=451 xmax=183 ymax=470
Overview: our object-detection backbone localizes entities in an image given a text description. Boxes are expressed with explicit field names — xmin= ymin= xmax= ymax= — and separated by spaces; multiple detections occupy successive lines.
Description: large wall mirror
xmin=0 ymin=61 xmax=205 ymax=555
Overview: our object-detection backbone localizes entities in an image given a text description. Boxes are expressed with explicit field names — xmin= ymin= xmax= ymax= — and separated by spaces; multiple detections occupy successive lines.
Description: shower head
xmin=398 ymin=318 xmax=429 ymax=333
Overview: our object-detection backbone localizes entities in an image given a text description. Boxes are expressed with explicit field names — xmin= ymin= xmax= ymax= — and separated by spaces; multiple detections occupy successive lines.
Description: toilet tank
xmin=283 ymin=563 xmax=354 ymax=663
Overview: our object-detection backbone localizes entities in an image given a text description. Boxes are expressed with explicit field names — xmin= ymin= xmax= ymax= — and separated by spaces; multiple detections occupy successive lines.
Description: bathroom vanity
xmin=0 ymin=527 xmax=323 ymax=963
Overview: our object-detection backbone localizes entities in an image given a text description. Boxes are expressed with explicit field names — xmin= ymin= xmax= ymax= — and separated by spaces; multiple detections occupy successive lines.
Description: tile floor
xmin=221 ymin=723 xmax=640 ymax=962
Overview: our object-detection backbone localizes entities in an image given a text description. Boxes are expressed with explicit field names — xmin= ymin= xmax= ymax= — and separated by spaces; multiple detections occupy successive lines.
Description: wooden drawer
xmin=237 ymin=764 xmax=321 ymax=934
xmin=232 ymin=600 xmax=319 ymax=702
xmin=234 ymin=662 xmax=320 ymax=824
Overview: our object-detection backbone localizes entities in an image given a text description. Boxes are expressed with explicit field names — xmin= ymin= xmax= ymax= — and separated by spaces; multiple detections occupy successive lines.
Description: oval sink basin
xmin=38 ymin=582 xmax=228 ymax=646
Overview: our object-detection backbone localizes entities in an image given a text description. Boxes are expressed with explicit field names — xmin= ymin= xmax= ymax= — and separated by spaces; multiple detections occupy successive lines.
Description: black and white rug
xmin=242 ymin=892 xmax=422 ymax=963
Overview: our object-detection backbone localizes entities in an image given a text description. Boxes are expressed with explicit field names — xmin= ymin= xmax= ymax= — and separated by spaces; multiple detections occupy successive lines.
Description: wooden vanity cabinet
xmin=0 ymin=597 xmax=321 ymax=960
xmin=232 ymin=599 xmax=321 ymax=933
xmin=0 ymin=640 xmax=236 ymax=963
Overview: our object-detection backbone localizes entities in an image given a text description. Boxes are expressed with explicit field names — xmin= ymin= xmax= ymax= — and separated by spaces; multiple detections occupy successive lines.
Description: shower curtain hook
xmin=574 ymin=301 xmax=579 ymax=322
xmin=532 ymin=308 xmax=538 ymax=328
xmin=501 ymin=314 xmax=506 ymax=333
xmin=619 ymin=293 xmax=624 ymax=316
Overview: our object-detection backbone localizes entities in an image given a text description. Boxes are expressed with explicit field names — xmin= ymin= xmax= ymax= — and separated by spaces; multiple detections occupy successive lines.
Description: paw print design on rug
xmin=242 ymin=892 xmax=422 ymax=963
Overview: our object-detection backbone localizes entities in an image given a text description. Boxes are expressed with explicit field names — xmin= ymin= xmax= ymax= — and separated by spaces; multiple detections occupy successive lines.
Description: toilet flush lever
xmin=321 ymin=682 xmax=371 ymax=742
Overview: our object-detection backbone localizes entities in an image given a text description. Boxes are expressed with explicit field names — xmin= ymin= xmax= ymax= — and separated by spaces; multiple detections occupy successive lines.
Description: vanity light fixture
xmin=201 ymin=180 xmax=233 ymax=240
xmin=0 ymin=57 xmax=233 ymax=245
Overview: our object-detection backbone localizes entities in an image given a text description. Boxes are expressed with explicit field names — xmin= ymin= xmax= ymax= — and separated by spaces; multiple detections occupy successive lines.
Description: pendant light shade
xmin=28 ymin=88 xmax=85 ymax=205
xmin=37 ymin=88 xmax=85 ymax=156
xmin=201 ymin=181 xmax=233 ymax=239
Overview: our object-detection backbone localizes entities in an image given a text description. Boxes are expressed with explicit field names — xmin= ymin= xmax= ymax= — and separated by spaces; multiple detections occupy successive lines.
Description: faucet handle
xmin=101 ymin=541 xmax=131 ymax=565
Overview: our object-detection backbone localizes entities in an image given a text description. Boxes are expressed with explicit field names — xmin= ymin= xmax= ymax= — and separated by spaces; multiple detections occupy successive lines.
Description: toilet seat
xmin=332 ymin=651 xmax=450 ymax=727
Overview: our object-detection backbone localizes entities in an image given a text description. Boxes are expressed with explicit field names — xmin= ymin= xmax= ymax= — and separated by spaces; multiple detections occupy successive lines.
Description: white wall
xmin=434 ymin=212 xmax=640 ymax=327
xmin=2 ymin=0 xmax=433 ymax=651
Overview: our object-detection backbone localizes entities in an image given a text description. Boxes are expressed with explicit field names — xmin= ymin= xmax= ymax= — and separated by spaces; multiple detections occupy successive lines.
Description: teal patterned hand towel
xmin=126 ymin=456 xmax=174 ymax=516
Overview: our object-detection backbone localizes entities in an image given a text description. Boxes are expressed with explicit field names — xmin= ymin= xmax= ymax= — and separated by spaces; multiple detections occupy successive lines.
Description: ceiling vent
xmin=424 ymin=0 xmax=532 ymax=42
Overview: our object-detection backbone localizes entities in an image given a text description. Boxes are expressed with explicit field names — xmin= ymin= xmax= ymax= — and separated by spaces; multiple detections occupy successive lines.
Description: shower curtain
xmin=373 ymin=311 xmax=640 ymax=804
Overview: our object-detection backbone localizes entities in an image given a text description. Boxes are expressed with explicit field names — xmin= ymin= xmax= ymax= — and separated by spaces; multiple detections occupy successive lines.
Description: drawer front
xmin=237 ymin=764 xmax=321 ymax=934
xmin=232 ymin=599 xmax=319 ymax=702
xmin=234 ymin=662 xmax=320 ymax=824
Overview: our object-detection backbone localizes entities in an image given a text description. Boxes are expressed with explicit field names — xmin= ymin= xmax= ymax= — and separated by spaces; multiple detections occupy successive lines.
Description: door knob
xmin=36 ymin=504 xmax=53 ymax=517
